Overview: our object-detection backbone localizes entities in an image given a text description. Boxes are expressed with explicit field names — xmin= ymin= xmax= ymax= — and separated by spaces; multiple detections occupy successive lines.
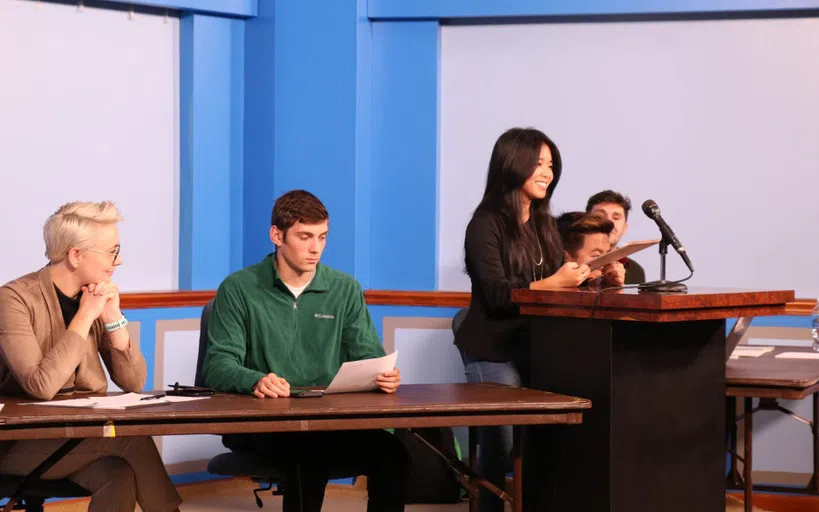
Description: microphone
xmin=641 ymin=199 xmax=694 ymax=273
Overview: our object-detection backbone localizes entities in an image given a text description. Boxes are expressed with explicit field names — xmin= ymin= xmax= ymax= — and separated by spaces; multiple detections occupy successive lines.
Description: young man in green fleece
xmin=201 ymin=189 xmax=408 ymax=512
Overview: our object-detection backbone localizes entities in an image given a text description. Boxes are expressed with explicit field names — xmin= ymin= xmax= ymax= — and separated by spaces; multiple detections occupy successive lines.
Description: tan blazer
xmin=0 ymin=266 xmax=146 ymax=401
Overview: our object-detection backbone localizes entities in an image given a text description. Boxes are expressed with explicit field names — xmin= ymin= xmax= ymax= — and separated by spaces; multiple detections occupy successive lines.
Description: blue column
xmin=242 ymin=0 xmax=276 ymax=268
xmin=244 ymin=5 xmax=439 ymax=289
xmin=179 ymin=14 xmax=245 ymax=290
xmin=368 ymin=21 xmax=440 ymax=290
xmin=243 ymin=1 xmax=366 ymax=277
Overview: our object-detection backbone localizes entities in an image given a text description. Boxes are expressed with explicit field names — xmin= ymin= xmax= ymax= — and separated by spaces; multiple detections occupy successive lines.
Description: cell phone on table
xmin=291 ymin=388 xmax=324 ymax=398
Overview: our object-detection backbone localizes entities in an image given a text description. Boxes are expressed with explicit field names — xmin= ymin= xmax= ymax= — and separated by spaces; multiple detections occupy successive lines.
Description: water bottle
xmin=813 ymin=299 xmax=819 ymax=352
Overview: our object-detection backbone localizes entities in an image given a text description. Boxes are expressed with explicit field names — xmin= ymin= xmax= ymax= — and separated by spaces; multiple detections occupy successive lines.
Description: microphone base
xmin=638 ymin=280 xmax=688 ymax=293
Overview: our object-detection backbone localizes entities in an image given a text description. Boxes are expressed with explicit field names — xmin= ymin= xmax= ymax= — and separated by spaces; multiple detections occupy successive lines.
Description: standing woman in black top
xmin=453 ymin=127 xmax=589 ymax=512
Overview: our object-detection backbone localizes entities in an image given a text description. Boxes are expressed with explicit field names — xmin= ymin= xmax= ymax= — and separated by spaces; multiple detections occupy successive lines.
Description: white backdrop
xmin=0 ymin=0 xmax=180 ymax=291
xmin=439 ymin=17 xmax=819 ymax=297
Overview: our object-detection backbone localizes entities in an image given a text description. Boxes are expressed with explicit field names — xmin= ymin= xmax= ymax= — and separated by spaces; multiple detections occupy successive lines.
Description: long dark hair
xmin=468 ymin=127 xmax=564 ymax=280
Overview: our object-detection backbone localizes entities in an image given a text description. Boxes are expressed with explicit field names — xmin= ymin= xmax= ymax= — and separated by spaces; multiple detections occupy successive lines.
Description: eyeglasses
xmin=86 ymin=245 xmax=121 ymax=265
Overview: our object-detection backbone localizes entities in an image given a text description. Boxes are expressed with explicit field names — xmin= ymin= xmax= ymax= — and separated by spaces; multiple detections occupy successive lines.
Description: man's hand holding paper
xmin=376 ymin=367 xmax=401 ymax=394
xmin=323 ymin=351 xmax=400 ymax=394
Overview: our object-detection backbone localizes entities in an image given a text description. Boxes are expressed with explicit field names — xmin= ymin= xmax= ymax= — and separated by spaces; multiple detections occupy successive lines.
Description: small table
xmin=726 ymin=347 xmax=819 ymax=512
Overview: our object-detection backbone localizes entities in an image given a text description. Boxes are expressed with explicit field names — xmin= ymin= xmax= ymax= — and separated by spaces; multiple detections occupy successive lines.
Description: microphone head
xmin=642 ymin=199 xmax=660 ymax=218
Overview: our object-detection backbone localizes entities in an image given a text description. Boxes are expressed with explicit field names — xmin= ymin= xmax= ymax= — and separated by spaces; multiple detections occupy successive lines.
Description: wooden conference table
xmin=0 ymin=383 xmax=590 ymax=512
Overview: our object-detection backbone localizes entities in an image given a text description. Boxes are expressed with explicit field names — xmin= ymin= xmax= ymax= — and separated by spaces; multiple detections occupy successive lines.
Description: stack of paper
xmin=24 ymin=393 xmax=209 ymax=410
xmin=730 ymin=346 xmax=775 ymax=359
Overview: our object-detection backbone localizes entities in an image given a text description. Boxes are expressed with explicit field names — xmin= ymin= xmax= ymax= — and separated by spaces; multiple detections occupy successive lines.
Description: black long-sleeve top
xmin=454 ymin=209 xmax=556 ymax=362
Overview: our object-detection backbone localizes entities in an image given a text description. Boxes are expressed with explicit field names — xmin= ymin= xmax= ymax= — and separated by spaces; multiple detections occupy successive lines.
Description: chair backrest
xmin=451 ymin=307 xmax=469 ymax=335
xmin=194 ymin=298 xmax=215 ymax=388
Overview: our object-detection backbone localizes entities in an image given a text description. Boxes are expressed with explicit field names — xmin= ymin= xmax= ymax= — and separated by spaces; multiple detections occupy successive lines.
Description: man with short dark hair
xmin=202 ymin=189 xmax=408 ymax=512
xmin=556 ymin=211 xmax=625 ymax=287
xmin=585 ymin=190 xmax=646 ymax=284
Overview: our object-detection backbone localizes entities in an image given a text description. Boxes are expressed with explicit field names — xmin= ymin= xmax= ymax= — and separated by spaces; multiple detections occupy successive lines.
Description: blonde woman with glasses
xmin=0 ymin=201 xmax=182 ymax=512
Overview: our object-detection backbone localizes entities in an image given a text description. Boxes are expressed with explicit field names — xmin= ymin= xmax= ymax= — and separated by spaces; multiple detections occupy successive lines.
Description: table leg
xmin=727 ymin=396 xmax=740 ymax=487
xmin=744 ymin=397 xmax=753 ymax=512
xmin=469 ymin=426 xmax=478 ymax=512
xmin=1 ymin=438 xmax=82 ymax=512
xmin=513 ymin=426 xmax=522 ymax=512
xmin=812 ymin=392 xmax=819 ymax=494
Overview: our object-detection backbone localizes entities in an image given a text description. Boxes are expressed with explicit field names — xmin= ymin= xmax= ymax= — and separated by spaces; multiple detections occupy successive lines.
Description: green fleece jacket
xmin=201 ymin=254 xmax=385 ymax=393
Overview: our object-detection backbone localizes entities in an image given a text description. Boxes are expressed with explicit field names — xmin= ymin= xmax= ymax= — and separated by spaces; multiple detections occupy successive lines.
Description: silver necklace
xmin=530 ymin=217 xmax=544 ymax=281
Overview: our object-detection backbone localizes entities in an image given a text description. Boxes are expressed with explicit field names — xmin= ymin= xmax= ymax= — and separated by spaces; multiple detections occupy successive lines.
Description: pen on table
xmin=140 ymin=394 xmax=166 ymax=401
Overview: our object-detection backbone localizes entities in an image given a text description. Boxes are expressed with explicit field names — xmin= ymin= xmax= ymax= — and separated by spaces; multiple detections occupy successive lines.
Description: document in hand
xmin=585 ymin=239 xmax=661 ymax=272
xmin=324 ymin=351 xmax=399 ymax=394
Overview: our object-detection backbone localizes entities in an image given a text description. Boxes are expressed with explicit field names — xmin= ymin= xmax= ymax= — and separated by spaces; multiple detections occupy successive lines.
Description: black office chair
xmin=452 ymin=307 xmax=469 ymax=335
xmin=0 ymin=477 xmax=90 ymax=512
xmin=195 ymin=299 xmax=356 ymax=508
xmin=194 ymin=299 xmax=289 ymax=508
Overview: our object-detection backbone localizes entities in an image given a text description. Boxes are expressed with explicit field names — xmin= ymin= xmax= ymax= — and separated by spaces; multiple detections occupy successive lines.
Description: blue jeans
xmin=461 ymin=353 xmax=521 ymax=512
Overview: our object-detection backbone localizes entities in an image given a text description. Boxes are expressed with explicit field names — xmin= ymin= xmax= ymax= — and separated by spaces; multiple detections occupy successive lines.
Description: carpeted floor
xmin=39 ymin=478 xmax=775 ymax=511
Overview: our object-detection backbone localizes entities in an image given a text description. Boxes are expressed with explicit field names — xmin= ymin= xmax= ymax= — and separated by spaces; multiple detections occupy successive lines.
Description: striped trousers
xmin=0 ymin=436 xmax=182 ymax=512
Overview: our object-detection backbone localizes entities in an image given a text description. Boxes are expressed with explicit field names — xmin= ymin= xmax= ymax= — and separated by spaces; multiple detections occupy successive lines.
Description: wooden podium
xmin=511 ymin=287 xmax=794 ymax=512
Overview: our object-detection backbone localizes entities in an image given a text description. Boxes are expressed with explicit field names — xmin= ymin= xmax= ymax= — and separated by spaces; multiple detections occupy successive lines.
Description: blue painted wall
xmin=368 ymin=21 xmax=440 ymax=290
xmin=242 ymin=1 xmax=363 ymax=275
xmin=241 ymin=0 xmax=276 ymax=267
xmin=242 ymin=7 xmax=442 ymax=290
xmin=201 ymin=0 xmax=819 ymax=297
xmin=179 ymin=14 xmax=245 ymax=290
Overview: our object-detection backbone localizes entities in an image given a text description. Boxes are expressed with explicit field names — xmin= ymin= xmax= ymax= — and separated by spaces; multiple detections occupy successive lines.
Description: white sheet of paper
xmin=22 ymin=392 xmax=210 ymax=409
xmin=731 ymin=346 xmax=775 ymax=358
xmin=585 ymin=239 xmax=661 ymax=271
xmin=324 ymin=351 xmax=398 ymax=394
xmin=87 ymin=393 xmax=211 ymax=409
xmin=23 ymin=397 xmax=98 ymax=408
xmin=0 ymin=404 xmax=4 ymax=412
xmin=89 ymin=393 xmax=170 ymax=409
xmin=775 ymin=352 xmax=819 ymax=360
xmin=164 ymin=396 xmax=211 ymax=403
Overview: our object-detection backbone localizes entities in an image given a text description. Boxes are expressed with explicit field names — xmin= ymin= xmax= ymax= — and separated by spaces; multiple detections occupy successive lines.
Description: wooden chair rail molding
xmin=119 ymin=290 xmax=813 ymax=315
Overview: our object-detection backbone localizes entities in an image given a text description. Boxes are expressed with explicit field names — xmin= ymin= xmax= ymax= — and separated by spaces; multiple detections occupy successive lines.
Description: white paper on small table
xmin=730 ymin=346 xmax=775 ymax=359
xmin=775 ymin=352 xmax=819 ymax=360
xmin=23 ymin=392 xmax=210 ymax=409
xmin=324 ymin=351 xmax=398 ymax=394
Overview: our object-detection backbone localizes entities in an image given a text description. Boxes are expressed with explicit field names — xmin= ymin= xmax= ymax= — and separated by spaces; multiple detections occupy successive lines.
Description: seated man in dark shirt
xmin=585 ymin=190 xmax=647 ymax=285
